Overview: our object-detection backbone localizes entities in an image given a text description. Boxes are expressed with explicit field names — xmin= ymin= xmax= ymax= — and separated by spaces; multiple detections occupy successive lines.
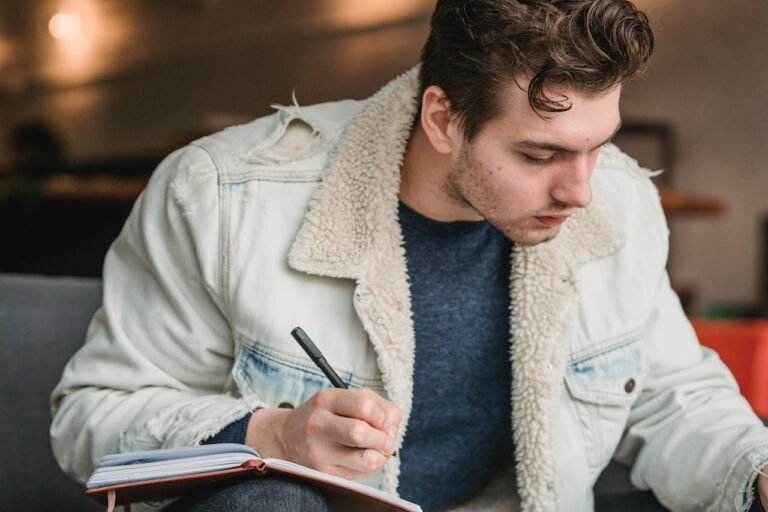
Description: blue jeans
xmin=163 ymin=476 xmax=332 ymax=512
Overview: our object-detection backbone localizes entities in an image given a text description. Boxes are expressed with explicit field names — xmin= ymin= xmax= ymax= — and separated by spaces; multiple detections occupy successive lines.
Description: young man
xmin=51 ymin=1 xmax=768 ymax=511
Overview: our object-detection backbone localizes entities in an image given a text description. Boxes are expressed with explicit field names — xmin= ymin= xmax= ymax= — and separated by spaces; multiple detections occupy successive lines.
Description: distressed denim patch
xmin=234 ymin=342 xmax=334 ymax=409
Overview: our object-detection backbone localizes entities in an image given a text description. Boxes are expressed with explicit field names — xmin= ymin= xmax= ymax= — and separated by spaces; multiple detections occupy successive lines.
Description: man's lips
xmin=534 ymin=214 xmax=572 ymax=227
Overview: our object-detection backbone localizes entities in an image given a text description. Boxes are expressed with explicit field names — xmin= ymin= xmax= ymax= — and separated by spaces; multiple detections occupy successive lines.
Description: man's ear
xmin=420 ymin=85 xmax=460 ymax=155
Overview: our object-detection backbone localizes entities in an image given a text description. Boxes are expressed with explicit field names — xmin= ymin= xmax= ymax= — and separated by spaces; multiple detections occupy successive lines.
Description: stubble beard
xmin=443 ymin=147 xmax=561 ymax=247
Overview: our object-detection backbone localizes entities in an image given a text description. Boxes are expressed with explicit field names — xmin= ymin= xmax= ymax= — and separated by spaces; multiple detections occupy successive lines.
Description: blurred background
xmin=3 ymin=4 xmax=767 ymax=510
xmin=0 ymin=0 xmax=766 ymax=318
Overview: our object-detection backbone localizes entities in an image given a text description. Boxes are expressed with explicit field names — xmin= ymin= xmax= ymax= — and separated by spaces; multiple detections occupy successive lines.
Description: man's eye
xmin=522 ymin=153 xmax=555 ymax=166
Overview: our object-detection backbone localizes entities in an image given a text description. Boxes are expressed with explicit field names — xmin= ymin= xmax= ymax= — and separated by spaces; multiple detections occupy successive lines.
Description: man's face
xmin=444 ymin=81 xmax=622 ymax=246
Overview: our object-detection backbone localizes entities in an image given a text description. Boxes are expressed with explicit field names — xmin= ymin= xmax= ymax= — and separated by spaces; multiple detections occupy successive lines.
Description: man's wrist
xmin=245 ymin=407 xmax=292 ymax=459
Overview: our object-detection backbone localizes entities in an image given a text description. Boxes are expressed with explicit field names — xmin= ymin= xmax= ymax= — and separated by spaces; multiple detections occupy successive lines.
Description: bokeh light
xmin=49 ymin=11 xmax=83 ymax=41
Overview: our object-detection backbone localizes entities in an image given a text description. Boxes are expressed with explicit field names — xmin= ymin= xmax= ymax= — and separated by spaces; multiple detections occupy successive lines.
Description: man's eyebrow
xmin=516 ymin=120 xmax=623 ymax=154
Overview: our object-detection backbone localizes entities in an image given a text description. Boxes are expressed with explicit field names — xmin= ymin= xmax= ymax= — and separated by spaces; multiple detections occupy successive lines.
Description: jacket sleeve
xmin=613 ymin=198 xmax=768 ymax=511
xmin=50 ymin=145 xmax=258 ymax=483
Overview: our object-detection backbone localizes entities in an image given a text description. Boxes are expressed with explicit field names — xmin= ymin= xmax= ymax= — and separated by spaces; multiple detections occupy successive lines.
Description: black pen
xmin=290 ymin=326 xmax=348 ymax=389
xmin=290 ymin=326 xmax=398 ymax=456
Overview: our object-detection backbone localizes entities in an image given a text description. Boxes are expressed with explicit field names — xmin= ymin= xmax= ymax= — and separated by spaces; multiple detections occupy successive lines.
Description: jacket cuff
xmin=118 ymin=395 xmax=264 ymax=453
xmin=202 ymin=412 xmax=253 ymax=445
xmin=723 ymin=443 xmax=768 ymax=512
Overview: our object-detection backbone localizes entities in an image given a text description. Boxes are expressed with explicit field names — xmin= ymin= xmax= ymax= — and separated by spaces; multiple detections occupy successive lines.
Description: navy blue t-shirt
xmin=397 ymin=201 xmax=514 ymax=511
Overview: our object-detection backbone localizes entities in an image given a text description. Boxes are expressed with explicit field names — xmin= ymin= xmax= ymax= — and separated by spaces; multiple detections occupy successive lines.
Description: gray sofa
xmin=1 ymin=273 xmax=103 ymax=511
xmin=0 ymin=272 xmax=658 ymax=511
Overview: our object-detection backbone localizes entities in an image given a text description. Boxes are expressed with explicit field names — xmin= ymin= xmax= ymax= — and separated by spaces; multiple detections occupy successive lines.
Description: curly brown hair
xmin=419 ymin=0 xmax=654 ymax=139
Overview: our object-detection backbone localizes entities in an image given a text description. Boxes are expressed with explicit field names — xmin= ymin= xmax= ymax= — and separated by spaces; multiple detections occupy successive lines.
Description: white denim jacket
xmin=51 ymin=68 xmax=768 ymax=512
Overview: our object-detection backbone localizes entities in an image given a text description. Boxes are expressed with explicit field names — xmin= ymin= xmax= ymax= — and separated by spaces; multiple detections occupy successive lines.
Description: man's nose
xmin=551 ymin=155 xmax=593 ymax=209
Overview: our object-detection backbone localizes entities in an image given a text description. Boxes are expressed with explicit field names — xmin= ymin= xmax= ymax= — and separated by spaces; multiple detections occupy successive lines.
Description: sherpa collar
xmin=288 ymin=67 xmax=622 ymax=279
xmin=288 ymin=67 xmax=420 ymax=280
xmin=288 ymin=66 xmax=624 ymax=511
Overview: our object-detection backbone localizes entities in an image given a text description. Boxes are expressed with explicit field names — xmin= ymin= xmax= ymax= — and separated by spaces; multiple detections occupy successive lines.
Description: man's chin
xmin=507 ymin=226 xmax=561 ymax=247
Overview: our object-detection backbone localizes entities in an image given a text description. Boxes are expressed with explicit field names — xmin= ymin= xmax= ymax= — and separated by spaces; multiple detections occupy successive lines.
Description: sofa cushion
xmin=0 ymin=273 xmax=102 ymax=511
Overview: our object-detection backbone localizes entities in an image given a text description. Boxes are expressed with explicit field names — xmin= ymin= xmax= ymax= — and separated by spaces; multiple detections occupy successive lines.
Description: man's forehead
xmin=497 ymin=75 xmax=621 ymax=114
xmin=492 ymin=79 xmax=622 ymax=148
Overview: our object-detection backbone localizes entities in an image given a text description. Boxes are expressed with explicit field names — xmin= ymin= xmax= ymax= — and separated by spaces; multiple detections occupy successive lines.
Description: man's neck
xmin=399 ymin=124 xmax=483 ymax=222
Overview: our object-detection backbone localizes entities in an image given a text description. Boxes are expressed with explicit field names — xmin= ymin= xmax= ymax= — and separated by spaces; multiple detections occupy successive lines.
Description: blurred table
xmin=43 ymin=174 xmax=149 ymax=202
xmin=658 ymin=186 xmax=724 ymax=216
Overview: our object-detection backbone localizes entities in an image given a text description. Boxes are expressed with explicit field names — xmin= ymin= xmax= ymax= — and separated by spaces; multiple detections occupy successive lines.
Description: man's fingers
xmin=326 ymin=446 xmax=388 ymax=475
xmin=328 ymin=415 xmax=395 ymax=454
xmin=326 ymin=388 xmax=396 ymax=431
xmin=287 ymin=389 xmax=401 ymax=479
xmin=758 ymin=474 xmax=768 ymax=509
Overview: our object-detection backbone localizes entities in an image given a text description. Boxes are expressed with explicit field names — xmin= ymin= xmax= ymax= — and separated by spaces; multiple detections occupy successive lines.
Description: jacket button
xmin=277 ymin=401 xmax=295 ymax=409
xmin=624 ymin=378 xmax=636 ymax=393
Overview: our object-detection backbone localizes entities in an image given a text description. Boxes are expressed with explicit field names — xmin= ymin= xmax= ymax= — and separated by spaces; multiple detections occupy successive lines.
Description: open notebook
xmin=86 ymin=443 xmax=421 ymax=512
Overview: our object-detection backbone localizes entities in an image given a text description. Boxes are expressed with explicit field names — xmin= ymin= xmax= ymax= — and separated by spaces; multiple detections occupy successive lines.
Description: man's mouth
xmin=534 ymin=214 xmax=572 ymax=227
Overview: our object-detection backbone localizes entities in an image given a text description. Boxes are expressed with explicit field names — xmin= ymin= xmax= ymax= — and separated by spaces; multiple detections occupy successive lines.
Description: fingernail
xmin=384 ymin=436 xmax=395 ymax=453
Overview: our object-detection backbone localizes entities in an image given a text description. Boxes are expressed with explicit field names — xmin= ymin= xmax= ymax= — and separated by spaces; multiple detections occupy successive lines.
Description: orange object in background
xmin=692 ymin=320 xmax=768 ymax=417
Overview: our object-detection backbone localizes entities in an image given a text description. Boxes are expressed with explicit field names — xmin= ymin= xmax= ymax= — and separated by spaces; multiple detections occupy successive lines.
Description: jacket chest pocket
xmin=233 ymin=336 xmax=385 ymax=410
xmin=234 ymin=342 xmax=335 ymax=410
xmin=564 ymin=333 xmax=646 ymax=470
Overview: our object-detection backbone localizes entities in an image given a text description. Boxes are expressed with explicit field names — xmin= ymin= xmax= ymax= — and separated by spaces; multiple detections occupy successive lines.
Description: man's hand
xmin=758 ymin=472 xmax=768 ymax=510
xmin=245 ymin=388 xmax=401 ymax=480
